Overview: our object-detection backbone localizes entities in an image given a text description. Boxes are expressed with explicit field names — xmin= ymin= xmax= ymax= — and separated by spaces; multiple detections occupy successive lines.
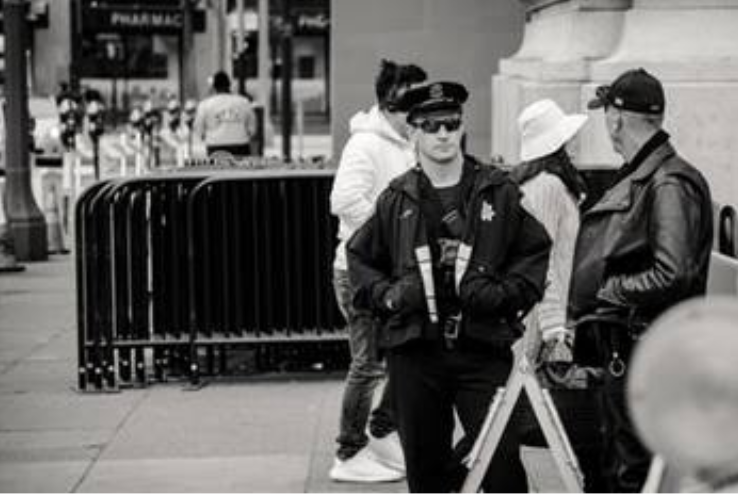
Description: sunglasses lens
xmin=419 ymin=119 xmax=461 ymax=133
xmin=444 ymin=119 xmax=461 ymax=131
xmin=420 ymin=120 xmax=441 ymax=133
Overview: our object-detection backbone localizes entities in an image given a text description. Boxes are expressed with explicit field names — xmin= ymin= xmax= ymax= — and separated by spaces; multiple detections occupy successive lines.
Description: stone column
xmin=492 ymin=0 xmax=631 ymax=164
xmin=585 ymin=0 xmax=738 ymax=208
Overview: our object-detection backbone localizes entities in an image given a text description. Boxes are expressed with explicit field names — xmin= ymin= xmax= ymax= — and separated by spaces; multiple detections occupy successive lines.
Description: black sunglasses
xmin=418 ymin=118 xmax=462 ymax=134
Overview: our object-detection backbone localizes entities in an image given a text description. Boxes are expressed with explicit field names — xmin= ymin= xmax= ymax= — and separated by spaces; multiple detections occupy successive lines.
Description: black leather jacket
xmin=347 ymin=157 xmax=551 ymax=349
xmin=568 ymin=138 xmax=713 ymax=327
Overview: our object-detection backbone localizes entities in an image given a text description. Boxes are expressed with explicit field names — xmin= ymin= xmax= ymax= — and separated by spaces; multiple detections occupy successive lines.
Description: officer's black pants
xmin=387 ymin=339 xmax=528 ymax=493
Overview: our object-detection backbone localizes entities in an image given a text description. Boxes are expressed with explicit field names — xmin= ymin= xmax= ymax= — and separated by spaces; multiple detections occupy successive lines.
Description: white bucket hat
xmin=518 ymin=99 xmax=588 ymax=162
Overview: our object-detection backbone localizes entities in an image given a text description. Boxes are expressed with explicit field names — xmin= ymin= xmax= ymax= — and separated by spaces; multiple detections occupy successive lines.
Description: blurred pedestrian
xmin=193 ymin=71 xmax=256 ymax=158
xmin=347 ymin=81 xmax=551 ymax=492
xmin=328 ymin=59 xmax=426 ymax=483
xmin=569 ymin=68 xmax=713 ymax=492
xmin=628 ymin=298 xmax=738 ymax=493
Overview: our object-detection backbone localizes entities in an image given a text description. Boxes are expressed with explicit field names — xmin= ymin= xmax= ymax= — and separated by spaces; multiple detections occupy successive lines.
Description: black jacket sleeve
xmin=346 ymin=200 xmax=394 ymax=314
xmin=598 ymin=177 xmax=709 ymax=307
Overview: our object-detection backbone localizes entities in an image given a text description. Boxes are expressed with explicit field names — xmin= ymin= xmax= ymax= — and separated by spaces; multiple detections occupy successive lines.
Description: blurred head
xmin=628 ymin=297 xmax=738 ymax=487
xmin=374 ymin=59 xmax=427 ymax=137
xmin=588 ymin=68 xmax=665 ymax=156
xmin=401 ymin=81 xmax=469 ymax=165
xmin=517 ymin=99 xmax=587 ymax=163
xmin=211 ymin=71 xmax=232 ymax=93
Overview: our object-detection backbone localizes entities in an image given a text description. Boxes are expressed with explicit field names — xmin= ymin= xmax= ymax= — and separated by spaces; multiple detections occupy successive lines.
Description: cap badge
xmin=429 ymin=83 xmax=444 ymax=100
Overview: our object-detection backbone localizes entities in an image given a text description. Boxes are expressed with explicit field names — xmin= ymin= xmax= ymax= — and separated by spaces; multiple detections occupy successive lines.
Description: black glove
xmin=379 ymin=275 xmax=425 ymax=317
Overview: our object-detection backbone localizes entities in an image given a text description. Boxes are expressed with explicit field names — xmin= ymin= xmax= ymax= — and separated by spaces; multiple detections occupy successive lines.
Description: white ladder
xmin=461 ymin=353 xmax=584 ymax=493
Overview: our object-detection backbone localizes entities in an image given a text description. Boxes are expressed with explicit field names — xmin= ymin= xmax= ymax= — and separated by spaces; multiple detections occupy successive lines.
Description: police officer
xmin=347 ymin=81 xmax=551 ymax=492
xmin=569 ymin=68 xmax=714 ymax=492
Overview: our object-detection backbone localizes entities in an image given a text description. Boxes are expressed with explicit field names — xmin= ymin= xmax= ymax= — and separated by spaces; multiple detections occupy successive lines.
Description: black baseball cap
xmin=398 ymin=81 xmax=469 ymax=122
xmin=588 ymin=68 xmax=665 ymax=115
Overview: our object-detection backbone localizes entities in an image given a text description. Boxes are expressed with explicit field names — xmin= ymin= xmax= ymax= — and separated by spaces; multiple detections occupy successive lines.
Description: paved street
xmin=0 ymin=255 xmax=562 ymax=493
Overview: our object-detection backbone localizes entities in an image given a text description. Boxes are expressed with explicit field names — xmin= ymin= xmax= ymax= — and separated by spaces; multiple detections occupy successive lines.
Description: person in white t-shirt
xmin=193 ymin=71 xmax=256 ymax=158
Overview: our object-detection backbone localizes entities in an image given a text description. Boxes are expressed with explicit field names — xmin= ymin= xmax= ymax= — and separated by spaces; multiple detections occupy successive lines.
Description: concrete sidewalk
xmin=0 ymin=256 xmax=400 ymax=492
xmin=0 ymin=256 xmax=563 ymax=493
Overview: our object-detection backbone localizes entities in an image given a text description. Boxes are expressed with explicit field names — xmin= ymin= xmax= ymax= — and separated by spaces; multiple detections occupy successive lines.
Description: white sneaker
xmin=329 ymin=448 xmax=404 ymax=483
xmin=367 ymin=431 xmax=406 ymax=474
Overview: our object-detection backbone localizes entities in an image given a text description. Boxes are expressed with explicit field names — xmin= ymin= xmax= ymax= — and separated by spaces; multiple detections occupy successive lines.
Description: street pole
xmin=181 ymin=0 xmax=196 ymax=100
xmin=3 ymin=0 xmax=47 ymax=260
xmin=258 ymin=0 xmax=271 ymax=127
xmin=236 ymin=0 xmax=247 ymax=96
xmin=281 ymin=0 xmax=293 ymax=162
xmin=69 ymin=0 xmax=81 ymax=94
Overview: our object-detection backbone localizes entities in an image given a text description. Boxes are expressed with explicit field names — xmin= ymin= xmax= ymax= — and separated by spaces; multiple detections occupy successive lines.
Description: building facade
xmin=3 ymin=0 xmax=330 ymax=118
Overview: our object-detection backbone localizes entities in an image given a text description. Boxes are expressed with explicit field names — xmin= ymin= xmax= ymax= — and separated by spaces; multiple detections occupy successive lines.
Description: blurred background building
xmin=0 ymin=0 xmax=330 ymax=122
xmin=1 ymin=0 xmax=736 ymax=210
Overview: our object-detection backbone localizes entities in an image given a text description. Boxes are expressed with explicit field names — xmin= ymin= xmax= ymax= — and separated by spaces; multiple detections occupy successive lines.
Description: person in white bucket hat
xmin=511 ymin=99 xmax=588 ymax=350
xmin=511 ymin=99 xmax=604 ymax=491
xmin=518 ymin=99 xmax=588 ymax=162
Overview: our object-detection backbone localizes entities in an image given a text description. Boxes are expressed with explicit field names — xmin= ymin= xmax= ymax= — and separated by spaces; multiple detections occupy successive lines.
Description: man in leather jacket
xmin=569 ymin=68 xmax=713 ymax=492
xmin=347 ymin=81 xmax=551 ymax=492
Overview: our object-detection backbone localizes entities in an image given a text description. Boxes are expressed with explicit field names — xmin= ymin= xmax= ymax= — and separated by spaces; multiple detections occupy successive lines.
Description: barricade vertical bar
xmin=187 ymin=180 xmax=203 ymax=386
xmin=150 ymin=184 xmax=165 ymax=382
xmin=75 ymin=188 xmax=90 ymax=391
xmin=131 ymin=188 xmax=149 ymax=385
xmin=88 ymin=189 xmax=109 ymax=390
xmin=261 ymin=181 xmax=274 ymax=334
xmin=310 ymin=178 xmax=325 ymax=334
xmin=114 ymin=186 xmax=133 ymax=385
xmin=218 ymin=183 xmax=230 ymax=338
xmin=231 ymin=183 xmax=245 ymax=337
xmin=104 ymin=188 xmax=120 ymax=391
xmin=290 ymin=179 xmax=304 ymax=335
xmin=202 ymin=185 xmax=214 ymax=338
xmin=279 ymin=179 xmax=293 ymax=336
xmin=76 ymin=180 xmax=113 ymax=391
xmin=250 ymin=180 xmax=261 ymax=339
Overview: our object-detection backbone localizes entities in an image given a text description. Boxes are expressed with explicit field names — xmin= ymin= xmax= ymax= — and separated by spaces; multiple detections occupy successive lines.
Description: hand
xmin=540 ymin=329 xmax=574 ymax=365
xmin=383 ymin=275 xmax=424 ymax=316
xmin=541 ymin=327 xmax=573 ymax=345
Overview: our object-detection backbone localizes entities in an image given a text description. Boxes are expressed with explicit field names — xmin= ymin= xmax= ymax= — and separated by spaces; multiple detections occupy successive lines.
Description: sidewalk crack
xmin=69 ymin=390 xmax=149 ymax=493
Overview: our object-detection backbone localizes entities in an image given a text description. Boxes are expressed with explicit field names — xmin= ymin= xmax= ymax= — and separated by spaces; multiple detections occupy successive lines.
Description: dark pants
xmin=387 ymin=339 xmax=528 ymax=493
xmin=578 ymin=321 xmax=652 ymax=493
xmin=518 ymin=391 xmax=607 ymax=493
xmin=333 ymin=268 xmax=395 ymax=460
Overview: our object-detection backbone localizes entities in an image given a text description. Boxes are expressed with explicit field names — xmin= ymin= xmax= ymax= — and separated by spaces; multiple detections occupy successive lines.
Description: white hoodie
xmin=331 ymin=105 xmax=416 ymax=270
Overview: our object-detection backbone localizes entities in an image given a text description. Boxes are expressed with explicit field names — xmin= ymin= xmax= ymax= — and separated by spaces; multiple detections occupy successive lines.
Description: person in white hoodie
xmin=329 ymin=59 xmax=427 ymax=483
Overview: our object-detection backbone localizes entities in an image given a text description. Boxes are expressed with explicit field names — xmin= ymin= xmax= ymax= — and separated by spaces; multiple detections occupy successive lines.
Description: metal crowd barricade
xmin=76 ymin=173 xmax=211 ymax=391
xmin=76 ymin=167 xmax=345 ymax=392
xmin=185 ymin=170 xmax=345 ymax=386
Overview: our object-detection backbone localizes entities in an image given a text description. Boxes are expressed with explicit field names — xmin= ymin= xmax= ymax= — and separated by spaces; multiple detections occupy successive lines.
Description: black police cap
xmin=398 ymin=81 xmax=469 ymax=122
